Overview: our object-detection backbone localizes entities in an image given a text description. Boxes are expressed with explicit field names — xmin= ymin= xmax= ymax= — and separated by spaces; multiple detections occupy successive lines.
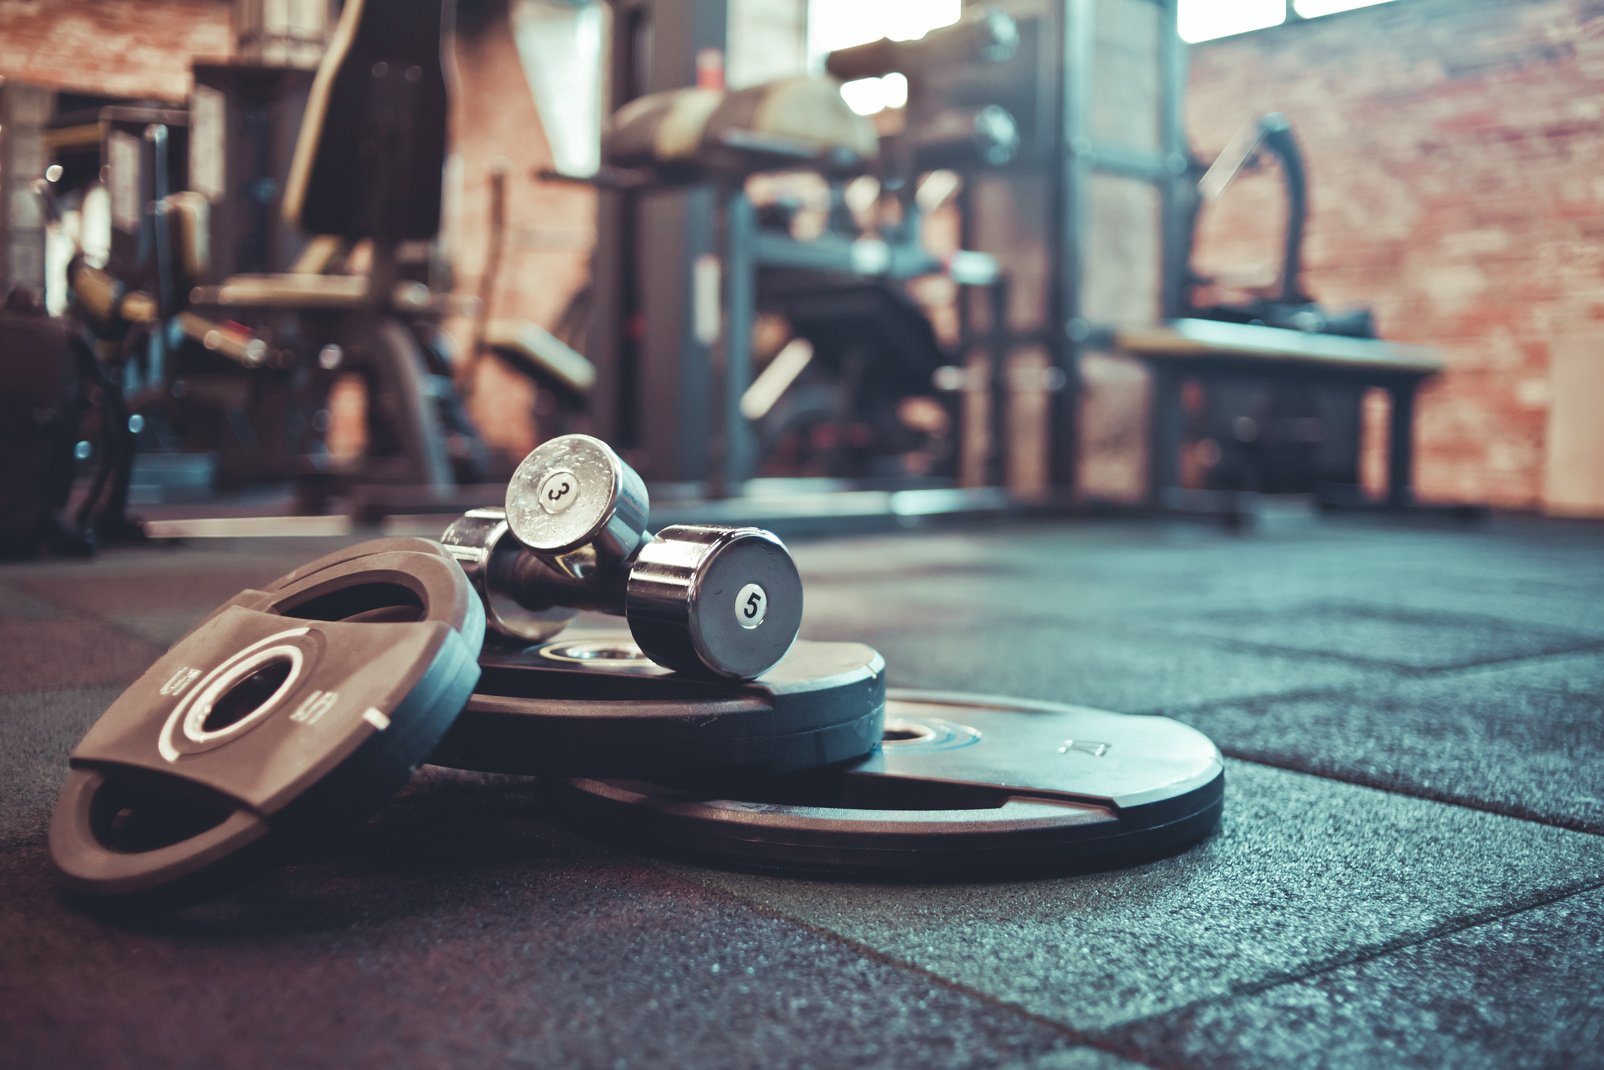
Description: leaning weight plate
xmin=549 ymin=691 xmax=1224 ymax=879
xmin=430 ymin=633 xmax=884 ymax=776
xmin=48 ymin=544 xmax=486 ymax=905
xmin=263 ymin=536 xmax=457 ymax=591
xmin=190 ymin=539 xmax=472 ymax=634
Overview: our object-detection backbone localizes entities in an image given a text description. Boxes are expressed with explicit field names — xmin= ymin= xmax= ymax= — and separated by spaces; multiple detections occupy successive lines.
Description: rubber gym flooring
xmin=2 ymin=512 xmax=1602 ymax=1068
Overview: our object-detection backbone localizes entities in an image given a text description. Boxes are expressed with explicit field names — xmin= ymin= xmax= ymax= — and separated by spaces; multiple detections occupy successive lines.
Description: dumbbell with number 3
xmin=442 ymin=435 xmax=804 ymax=680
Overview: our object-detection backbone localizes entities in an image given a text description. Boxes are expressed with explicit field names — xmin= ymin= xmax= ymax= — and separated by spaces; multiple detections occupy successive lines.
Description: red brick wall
xmin=1188 ymin=0 xmax=1601 ymax=510
xmin=0 ymin=0 xmax=229 ymax=99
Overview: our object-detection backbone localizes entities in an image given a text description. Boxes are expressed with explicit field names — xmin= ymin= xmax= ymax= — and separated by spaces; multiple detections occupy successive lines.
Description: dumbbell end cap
xmin=504 ymin=435 xmax=649 ymax=559
xmin=627 ymin=526 xmax=804 ymax=680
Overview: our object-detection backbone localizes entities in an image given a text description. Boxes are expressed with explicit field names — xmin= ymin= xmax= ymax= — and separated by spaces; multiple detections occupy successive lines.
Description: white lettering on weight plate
xmin=289 ymin=690 xmax=339 ymax=725
xmin=159 ymin=667 xmax=202 ymax=697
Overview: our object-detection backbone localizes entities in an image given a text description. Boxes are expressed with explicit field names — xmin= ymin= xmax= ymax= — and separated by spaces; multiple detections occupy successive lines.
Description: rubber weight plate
xmin=190 ymin=538 xmax=471 ymax=634
xmin=550 ymin=691 xmax=1224 ymax=879
xmin=48 ymin=543 xmax=486 ymax=905
xmin=430 ymin=633 xmax=884 ymax=776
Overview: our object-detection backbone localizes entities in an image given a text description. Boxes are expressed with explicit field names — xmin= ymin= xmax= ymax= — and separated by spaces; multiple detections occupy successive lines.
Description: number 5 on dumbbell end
xmin=442 ymin=434 xmax=804 ymax=680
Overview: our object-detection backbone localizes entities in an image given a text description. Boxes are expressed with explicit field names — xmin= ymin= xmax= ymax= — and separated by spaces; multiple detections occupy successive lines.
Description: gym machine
xmin=573 ymin=0 xmax=1019 ymax=499
xmin=184 ymin=0 xmax=493 ymax=501
xmin=39 ymin=107 xmax=265 ymax=503
xmin=941 ymin=0 xmax=1193 ymax=494
xmin=1130 ymin=111 xmax=1468 ymax=508
xmin=31 ymin=1 xmax=495 ymax=513
xmin=1183 ymin=112 xmax=1375 ymax=338
xmin=1175 ymin=112 xmax=1379 ymax=496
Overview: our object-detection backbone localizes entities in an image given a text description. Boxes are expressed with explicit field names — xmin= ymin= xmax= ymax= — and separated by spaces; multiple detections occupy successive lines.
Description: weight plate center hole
xmin=882 ymin=721 xmax=938 ymax=745
xmin=203 ymin=658 xmax=294 ymax=734
xmin=542 ymin=641 xmax=653 ymax=665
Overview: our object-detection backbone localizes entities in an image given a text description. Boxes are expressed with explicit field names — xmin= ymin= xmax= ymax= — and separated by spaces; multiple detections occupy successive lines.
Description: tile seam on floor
xmin=1090 ymin=872 xmax=1604 ymax=1038
xmin=1123 ymin=629 xmax=1604 ymax=676
xmin=997 ymin=593 xmax=1604 ymax=674
xmin=1130 ymin=679 xmax=1402 ymax=718
xmin=1419 ymin=646 xmax=1604 ymax=691
xmin=652 ymin=851 xmax=1604 ymax=1062
xmin=1150 ymin=647 xmax=1604 ymax=719
xmin=1218 ymin=752 xmax=1604 ymax=837
xmin=645 ymin=861 xmax=1162 ymax=1070
xmin=859 ymin=611 xmax=1604 ymax=677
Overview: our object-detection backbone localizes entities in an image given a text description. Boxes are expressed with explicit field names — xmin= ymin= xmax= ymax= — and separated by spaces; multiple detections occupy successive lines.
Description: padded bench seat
xmin=603 ymin=76 xmax=878 ymax=179
xmin=482 ymin=318 xmax=596 ymax=399
xmin=1117 ymin=318 xmax=1445 ymax=510
xmin=1119 ymin=318 xmax=1442 ymax=378
xmin=189 ymin=276 xmax=475 ymax=317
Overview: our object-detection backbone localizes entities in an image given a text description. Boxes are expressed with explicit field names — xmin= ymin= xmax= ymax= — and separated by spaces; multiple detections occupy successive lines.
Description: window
xmin=1293 ymin=0 xmax=1397 ymax=15
xmin=1179 ymin=0 xmax=1399 ymax=44
xmin=807 ymin=0 xmax=962 ymax=115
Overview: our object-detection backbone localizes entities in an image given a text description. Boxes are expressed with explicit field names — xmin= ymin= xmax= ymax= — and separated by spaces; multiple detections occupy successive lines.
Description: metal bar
xmin=987 ymin=275 xmax=1013 ymax=487
xmin=1146 ymin=364 xmax=1185 ymax=507
xmin=1387 ymin=382 xmax=1418 ymax=508
xmin=715 ymin=186 xmax=759 ymax=495
xmin=1084 ymin=143 xmax=1172 ymax=183
xmin=1159 ymin=0 xmax=1192 ymax=321
xmin=1051 ymin=0 xmax=1096 ymax=491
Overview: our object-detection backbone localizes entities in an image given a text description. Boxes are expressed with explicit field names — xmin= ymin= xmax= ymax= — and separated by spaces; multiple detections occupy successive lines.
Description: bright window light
xmin=1178 ymin=0 xmax=1287 ymax=43
xmin=807 ymin=0 xmax=962 ymax=57
xmin=839 ymin=72 xmax=908 ymax=117
xmin=808 ymin=0 xmax=959 ymax=114
xmin=1293 ymin=0 xmax=1396 ymax=16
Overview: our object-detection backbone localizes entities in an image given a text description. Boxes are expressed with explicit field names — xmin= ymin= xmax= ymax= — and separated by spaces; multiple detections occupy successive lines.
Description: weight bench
xmin=183 ymin=0 xmax=487 ymax=495
xmin=1118 ymin=317 xmax=1458 ymax=513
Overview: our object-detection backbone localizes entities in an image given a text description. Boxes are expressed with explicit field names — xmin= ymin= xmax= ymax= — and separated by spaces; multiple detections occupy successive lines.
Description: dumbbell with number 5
xmin=442 ymin=435 xmax=804 ymax=680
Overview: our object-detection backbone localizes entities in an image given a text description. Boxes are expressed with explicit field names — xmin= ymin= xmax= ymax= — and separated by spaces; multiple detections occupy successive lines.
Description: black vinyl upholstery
xmin=283 ymin=0 xmax=450 ymax=242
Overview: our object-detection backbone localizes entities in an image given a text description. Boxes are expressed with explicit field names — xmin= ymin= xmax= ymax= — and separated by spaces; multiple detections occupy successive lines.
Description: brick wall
xmin=449 ymin=6 xmax=595 ymax=459
xmin=0 ymin=0 xmax=229 ymax=99
xmin=1188 ymin=0 xmax=1604 ymax=512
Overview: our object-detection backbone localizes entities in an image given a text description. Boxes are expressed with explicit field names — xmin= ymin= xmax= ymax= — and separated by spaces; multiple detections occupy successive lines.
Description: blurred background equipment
xmin=7 ymin=0 xmax=1590 ymax=533
xmin=19 ymin=0 xmax=495 ymax=538
xmin=570 ymin=0 xmax=1023 ymax=498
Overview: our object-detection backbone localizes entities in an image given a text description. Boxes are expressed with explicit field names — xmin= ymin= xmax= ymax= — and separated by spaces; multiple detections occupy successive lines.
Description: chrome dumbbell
xmin=442 ymin=435 xmax=804 ymax=680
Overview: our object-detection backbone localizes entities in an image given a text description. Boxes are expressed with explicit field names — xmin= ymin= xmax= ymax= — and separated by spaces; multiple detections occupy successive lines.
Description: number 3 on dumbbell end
xmin=735 ymin=583 xmax=767 ymax=629
xmin=536 ymin=468 xmax=578 ymax=514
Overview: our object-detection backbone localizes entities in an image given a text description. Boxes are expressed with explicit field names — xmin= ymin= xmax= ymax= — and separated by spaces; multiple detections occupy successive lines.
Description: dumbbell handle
xmin=490 ymin=520 xmax=633 ymax=616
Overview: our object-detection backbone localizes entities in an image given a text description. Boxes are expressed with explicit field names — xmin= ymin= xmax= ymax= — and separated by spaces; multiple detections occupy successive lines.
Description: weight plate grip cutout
xmin=48 ymin=542 xmax=486 ymax=906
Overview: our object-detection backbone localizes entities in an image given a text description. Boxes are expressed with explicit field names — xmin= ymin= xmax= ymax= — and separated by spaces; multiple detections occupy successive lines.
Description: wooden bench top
xmin=1117 ymin=318 xmax=1443 ymax=377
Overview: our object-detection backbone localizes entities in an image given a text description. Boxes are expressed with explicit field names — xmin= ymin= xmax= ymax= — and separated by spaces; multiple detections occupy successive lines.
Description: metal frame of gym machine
xmin=586 ymin=0 xmax=1021 ymax=524
xmin=587 ymin=0 xmax=1192 ymax=525
xmin=955 ymin=0 xmax=1190 ymax=500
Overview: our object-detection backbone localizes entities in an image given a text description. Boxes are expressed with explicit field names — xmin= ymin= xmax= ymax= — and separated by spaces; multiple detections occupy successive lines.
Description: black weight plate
xmin=48 ymin=543 xmax=486 ymax=906
xmin=549 ymin=691 xmax=1225 ymax=879
xmin=430 ymin=633 xmax=884 ymax=776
